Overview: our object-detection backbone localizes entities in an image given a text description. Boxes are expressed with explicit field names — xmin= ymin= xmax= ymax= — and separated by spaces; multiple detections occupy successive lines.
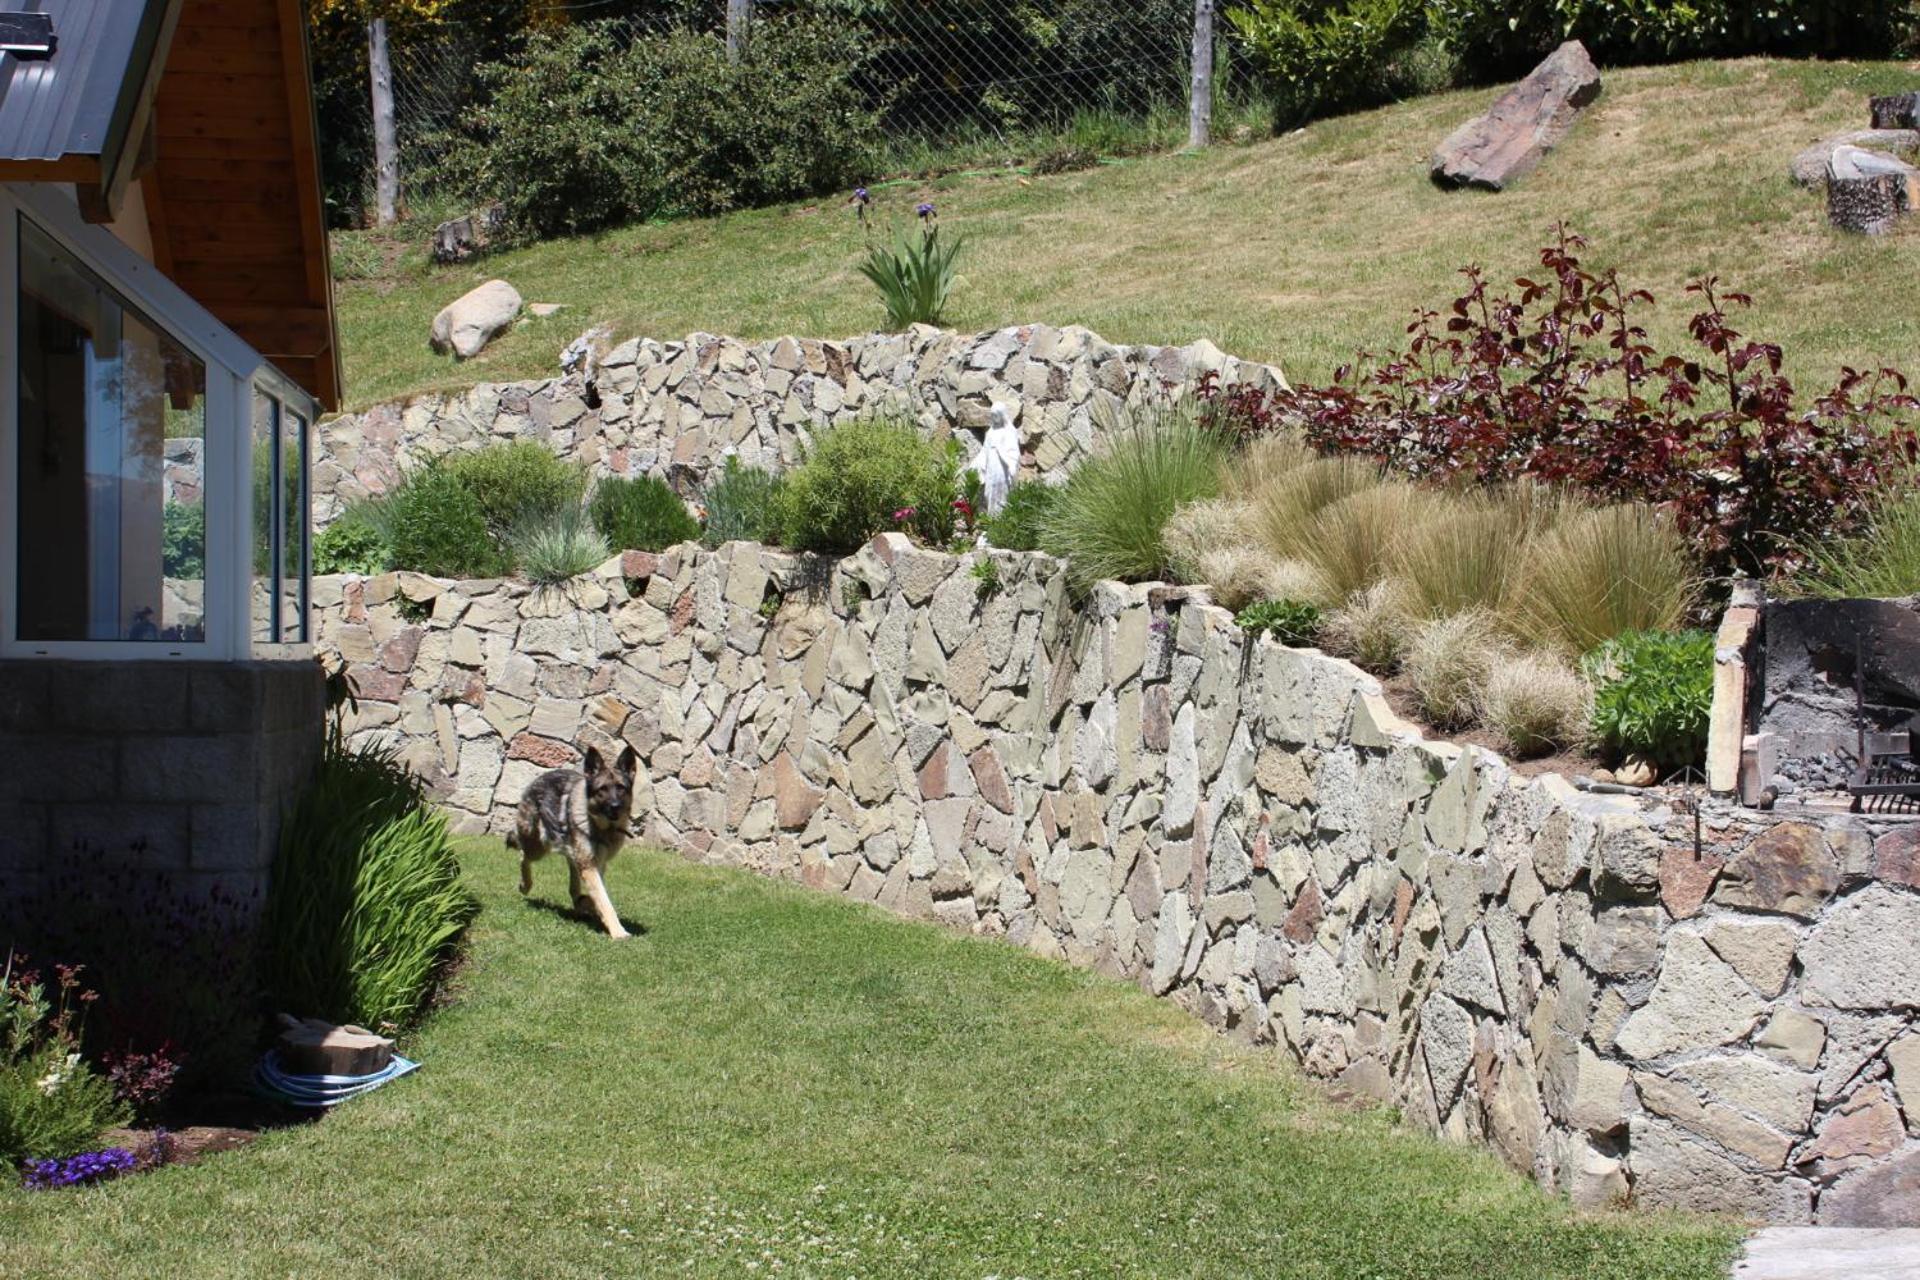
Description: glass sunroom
xmin=0 ymin=183 xmax=317 ymax=660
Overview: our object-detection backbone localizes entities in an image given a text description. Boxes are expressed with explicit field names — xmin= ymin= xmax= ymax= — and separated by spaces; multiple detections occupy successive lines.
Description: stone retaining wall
xmin=316 ymin=541 xmax=1920 ymax=1226
xmin=312 ymin=325 xmax=1288 ymax=526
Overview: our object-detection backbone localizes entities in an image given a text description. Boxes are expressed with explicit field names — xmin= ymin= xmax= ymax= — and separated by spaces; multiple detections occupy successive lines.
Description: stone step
xmin=1733 ymin=1227 xmax=1920 ymax=1280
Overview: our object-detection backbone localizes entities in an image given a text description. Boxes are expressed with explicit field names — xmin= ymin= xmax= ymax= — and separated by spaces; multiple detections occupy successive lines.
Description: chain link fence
xmin=321 ymin=0 xmax=1213 ymax=224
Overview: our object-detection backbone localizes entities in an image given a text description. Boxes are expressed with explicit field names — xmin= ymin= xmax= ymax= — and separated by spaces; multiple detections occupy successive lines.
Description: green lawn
xmin=337 ymin=57 xmax=1920 ymax=412
xmin=1 ymin=843 xmax=1740 ymax=1279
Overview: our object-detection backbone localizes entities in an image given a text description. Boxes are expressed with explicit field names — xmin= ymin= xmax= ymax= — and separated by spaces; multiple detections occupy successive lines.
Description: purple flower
xmin=23 ymin=1147 xmax=135 ymax=1190
xmin=1149 ymin=619 xmax=1171 ymax=635
xmin=853 ymin=188 xmax=870 ymax=203
xmin=916 ymin=201 xmax=935 ymax=220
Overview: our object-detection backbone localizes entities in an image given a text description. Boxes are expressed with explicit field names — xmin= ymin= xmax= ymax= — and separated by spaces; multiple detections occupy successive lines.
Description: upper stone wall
xmin=313 ymin=325 xmax=1288 ymax=526
xmin=315 ymin=538 xmax=1920 ymax=1228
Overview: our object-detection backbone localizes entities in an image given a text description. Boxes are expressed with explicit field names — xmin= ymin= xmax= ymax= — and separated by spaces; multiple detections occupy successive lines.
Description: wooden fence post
xmin=368 ymin=16 xmax=400 ymax=226
xmin=726 ymin=0 xmax=752 ymax=62
xmin=1188 ymin=0 xmax=1213 ymax=149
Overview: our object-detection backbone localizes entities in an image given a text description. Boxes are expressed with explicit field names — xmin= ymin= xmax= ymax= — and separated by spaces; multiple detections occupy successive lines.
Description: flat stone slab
xmin=1789 ymin=130 xmax=1920 ymax=187
xmin=1431 ymin=40 xmax=1601 ymax=191
xmin=1734 ymin=1228 xmax=1920 ymax=1279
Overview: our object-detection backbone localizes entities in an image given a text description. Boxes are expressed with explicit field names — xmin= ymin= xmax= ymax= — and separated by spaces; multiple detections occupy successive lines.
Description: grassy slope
xmin=337 ymin=57 xmax=1920 ymax=412
xmin=1 ymin=845 xmax=1739 ymax=1279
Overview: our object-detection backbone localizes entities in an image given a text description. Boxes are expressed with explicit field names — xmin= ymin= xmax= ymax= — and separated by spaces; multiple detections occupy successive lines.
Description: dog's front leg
xmin=576 ymin=861 xmax=629 ymax=939
xmin=568 ymin=861 xmax=587 ymax=918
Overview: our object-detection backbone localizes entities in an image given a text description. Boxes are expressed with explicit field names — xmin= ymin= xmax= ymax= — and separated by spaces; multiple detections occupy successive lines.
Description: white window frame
xmin=0 ymin=182 xmax=318 ymax=661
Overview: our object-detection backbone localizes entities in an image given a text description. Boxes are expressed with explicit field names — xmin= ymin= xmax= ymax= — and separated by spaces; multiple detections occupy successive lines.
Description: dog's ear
xmin=616 ymin=745 xmax=639 ymax=778
xmin=583 ymin=745 xmax=606 ymax=777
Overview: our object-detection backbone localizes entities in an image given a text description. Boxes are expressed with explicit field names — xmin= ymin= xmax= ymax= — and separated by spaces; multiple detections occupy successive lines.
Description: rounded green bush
xmin=776 ymin=417 xmax=959 ymax=553
xmin=590 ymin=474 xmax=701 ymax=552
xmin=383 ymin=464 xmax=507 ymax=579
xmin=444 ymin=442 xmax=587 ymax=536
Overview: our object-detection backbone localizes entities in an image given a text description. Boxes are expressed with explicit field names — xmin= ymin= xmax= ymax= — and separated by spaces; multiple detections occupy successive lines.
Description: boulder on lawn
xmin=1790 ymin=129 xmax=1920 ymax=187
xmin=1431 ymin=40 xmax=1602 ymax=191
xmin=1827 ymin=144 xmax=1920 ymax=235
xmin=430 ymin=279 xmax=522 ymax=359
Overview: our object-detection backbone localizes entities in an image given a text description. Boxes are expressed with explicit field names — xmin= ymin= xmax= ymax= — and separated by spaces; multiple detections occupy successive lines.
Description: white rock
xmin=430 ymin=279 xmax=524 ymax=360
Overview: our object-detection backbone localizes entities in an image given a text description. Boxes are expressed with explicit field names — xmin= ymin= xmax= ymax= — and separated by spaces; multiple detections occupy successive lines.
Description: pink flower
xmin=892 ymin=507 xmax=917 ymax=523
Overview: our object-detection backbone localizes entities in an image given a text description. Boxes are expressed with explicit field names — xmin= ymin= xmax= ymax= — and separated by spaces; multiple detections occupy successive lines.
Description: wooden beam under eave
xmin=276 ymin=0 xmax=341 ymax=410
xmin=91 ymin=0 xmax=185 ymax=223
xmin=0 ymin=156 xmax=102 ymax=184
xmin=142 ymin=168 xmax=175 ymax=277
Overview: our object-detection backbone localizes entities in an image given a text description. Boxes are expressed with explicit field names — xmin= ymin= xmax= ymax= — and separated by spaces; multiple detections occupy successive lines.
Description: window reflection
xmin=16 ymin=217 xmax=207 ymax=643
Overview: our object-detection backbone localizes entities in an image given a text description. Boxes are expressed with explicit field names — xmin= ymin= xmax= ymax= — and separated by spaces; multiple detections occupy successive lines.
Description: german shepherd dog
xmin=506 ymin=745 xmax=640 ymax=938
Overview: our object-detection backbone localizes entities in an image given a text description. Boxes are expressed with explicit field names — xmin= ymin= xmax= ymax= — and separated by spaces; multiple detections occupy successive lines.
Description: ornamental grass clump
xmin=1790 ymin=488 xmax=1920 ymax=599
xmin=1293 ymin=480 xmax=1441 ymax=608
xmin=700 ymin=457 xmax=785 ymax=548
xmin=589 ymin=474 xmax=701 ymax=552
xmin=510 ymin=505 xmax=612 ymax=585
xmin=981 ymin=480 xmax=1060 ymax=552
xmin=265 ymin=734 xmax=478 ymax=1033
xmin=1506 ymin=504 xmax=1694 ymax=655
xmin=1480 ymin=652 xmax=1592 ymax=758
xmin=1405 ymin=610 xmax=1509 ymax=730
xmin=1319 ymin=580 xmax=1415 ymax=671
xmin=1249 ymin=454 xmax=1382 ymax=572
xmin=1037 ymin=405 xmax=1229 ymax=596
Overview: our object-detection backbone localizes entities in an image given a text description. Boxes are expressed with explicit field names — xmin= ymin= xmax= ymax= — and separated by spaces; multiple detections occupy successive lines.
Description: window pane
xmin=252 ymin=391 xmax=279 ymax=643
xmin=16 ymin=217 xmax=208 ymax=643
xmin=281 ymin=408 xmax=308 ymax=642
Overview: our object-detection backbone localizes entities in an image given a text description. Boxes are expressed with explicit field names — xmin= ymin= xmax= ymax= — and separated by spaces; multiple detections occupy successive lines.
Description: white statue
xmin=969 ymin=403 xmax=1021 ymax=516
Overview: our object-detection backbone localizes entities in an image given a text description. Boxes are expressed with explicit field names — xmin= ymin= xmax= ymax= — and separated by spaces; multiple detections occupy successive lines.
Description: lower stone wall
xmin=317 ymin=541 xmax=1920 ymax=1226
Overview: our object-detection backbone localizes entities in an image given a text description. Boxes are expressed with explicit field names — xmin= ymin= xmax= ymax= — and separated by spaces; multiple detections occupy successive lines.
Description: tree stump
xmin=1827 ymin=144 xmax=1920 ymax=234
xmin=1870 ymin=91 xmax=1920 ymax=130
xmin=1829 ymin=174 xmax=1904 ymax=234
xmin=276 ymin=1014 xmax=395 ymax=1077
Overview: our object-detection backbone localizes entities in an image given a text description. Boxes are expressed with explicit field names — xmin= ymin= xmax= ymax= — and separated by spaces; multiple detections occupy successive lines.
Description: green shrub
xmin=382 ymin=464 xmax=508 ymax=579
xmin=162 ymin=501 xmax=205 ymax=580
xmin=313 ymin=504 xmax=393 ymax=576
xmin=1235 ymin=599 xmax=1322 ymax=646
xmin=1038 ymin=407 xmax=1229 ymax=596
xmin=510 ymin=506 xmax=613 ymax=585
xmin=590 ymin=474 xmax=701 ymax=552
xmin=1434 ymin=0 xmax=1916 ymax=80
xmin=1584 ymin=629 xmax=1714 ymax=770
xmin=0 ymin=959 xmax=128 ymax=1164
xmin=860 ymin=219 xmax=964 ymax=330
xmin=700 ymin=457 xmax=786 ymax=548
xmin=776 ymin=417 xmax=960 ymax=554
xmin=982 ymin=481 xmax=1060 ymax=552
xmin=264 ymin=737 xmax=478 ymax=1033
xmin=438 ymin=17 xmax=879 ymax=241
xmin=444 ymin=442 xmax=586 ymax=538
xmin=1227 ymin=0 xmax=1438 ymax=125
xmin=1791 ymin=489 xmax=1920 ymax=599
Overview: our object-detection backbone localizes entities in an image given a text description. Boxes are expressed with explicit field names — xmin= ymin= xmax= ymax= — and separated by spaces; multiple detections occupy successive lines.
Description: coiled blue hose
xmin=253 ymin=1050 xmax=420 ymax=1108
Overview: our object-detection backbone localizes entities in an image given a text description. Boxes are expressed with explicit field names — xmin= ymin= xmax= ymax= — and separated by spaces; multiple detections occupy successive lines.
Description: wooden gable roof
xmin=149 ymin=0 xmax=339 ymax=409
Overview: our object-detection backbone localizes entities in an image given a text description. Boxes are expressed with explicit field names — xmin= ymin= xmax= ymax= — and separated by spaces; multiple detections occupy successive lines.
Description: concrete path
xmin=1734 ymin=1228 xmax=1920 ymax=1279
